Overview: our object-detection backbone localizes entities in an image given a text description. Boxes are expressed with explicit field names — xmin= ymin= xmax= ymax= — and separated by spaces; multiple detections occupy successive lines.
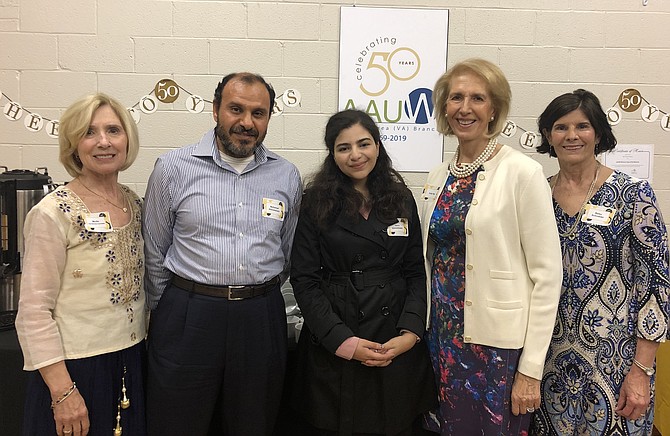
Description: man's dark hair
xmin=213 ymin=72 xmax=276 ymax=115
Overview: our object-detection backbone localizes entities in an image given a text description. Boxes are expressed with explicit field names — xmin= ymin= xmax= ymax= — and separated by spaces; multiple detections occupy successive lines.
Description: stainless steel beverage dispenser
xmin=0 ymin=167 xmax=53 ymax=330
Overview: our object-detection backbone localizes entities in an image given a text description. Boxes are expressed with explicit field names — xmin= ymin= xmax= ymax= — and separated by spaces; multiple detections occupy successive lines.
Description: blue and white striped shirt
xmin=143 ymin=129 xmax=302 ymax=309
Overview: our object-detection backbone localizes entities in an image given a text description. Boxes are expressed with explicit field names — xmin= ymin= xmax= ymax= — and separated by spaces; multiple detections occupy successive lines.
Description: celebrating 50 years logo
xmin=344 ymin=36 xmax=433 ymax=125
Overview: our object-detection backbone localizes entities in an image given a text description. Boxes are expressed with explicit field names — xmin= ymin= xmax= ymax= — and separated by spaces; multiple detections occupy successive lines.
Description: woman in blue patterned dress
xmin=419 ymin=58 xmax=563 ymax=435
xmin=531 ymin=89 xmax=670 ymax=435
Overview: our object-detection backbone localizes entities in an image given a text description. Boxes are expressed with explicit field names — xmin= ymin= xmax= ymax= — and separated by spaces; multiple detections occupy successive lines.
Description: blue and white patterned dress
xmin=532 ymin=170 xmax=670 ymax=435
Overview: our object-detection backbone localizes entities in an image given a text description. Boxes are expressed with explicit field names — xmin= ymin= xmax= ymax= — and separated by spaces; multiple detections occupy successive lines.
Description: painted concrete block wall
xmin=1 ymin=0 xmax=669 ymax=219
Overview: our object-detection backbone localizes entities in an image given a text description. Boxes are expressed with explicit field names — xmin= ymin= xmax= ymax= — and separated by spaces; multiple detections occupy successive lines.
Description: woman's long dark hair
xmin=303 ymin=109 xmax=411 ymax=228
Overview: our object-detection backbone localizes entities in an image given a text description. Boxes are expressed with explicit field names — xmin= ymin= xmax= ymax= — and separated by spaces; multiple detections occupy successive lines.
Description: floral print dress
xmin=424 ymin=170 xmax=530 ymax=435
xmin=531 ymin=171 xmax=670 ymax=435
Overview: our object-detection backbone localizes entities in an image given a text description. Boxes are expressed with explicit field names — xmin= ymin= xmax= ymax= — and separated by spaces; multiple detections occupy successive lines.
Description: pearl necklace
xmin=552 ymin=161 xmax=601 ymax=239
xmin=449 ymin=137 xmax=498 ymax=178
xmin=77 ymin=178 xmax=128 ymax=213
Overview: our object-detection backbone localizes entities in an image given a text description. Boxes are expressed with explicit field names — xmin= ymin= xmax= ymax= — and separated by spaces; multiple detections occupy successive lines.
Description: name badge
xmin=581 ymin=204 xmax=615 ymax=226
xmin=421 ymin=184 xmax=440 ymax=201
xmin=84 ymin=212 xmax=113 ymax=232
xmin=387 ymin=218 xmax=409 ymax=237
xmin=262 ymin=198 xmax=285 ymax=221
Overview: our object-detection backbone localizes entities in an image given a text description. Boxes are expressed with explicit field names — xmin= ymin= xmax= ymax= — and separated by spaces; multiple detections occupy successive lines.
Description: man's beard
xmin=215 ymin=123 xmax=261 ymax=158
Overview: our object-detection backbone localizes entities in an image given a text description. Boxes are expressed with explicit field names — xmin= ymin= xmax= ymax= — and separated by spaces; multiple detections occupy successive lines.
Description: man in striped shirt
xmin=143 ymin=72 xmax=302 ymax=436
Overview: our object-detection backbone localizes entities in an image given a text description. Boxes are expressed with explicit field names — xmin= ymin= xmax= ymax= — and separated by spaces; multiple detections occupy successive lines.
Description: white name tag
xmin=421 ymin=184 xmax=440 ymax=201
xmin=387 ymin=218 xmax=409 ymax=237
xmin=84 ymin=212 xmax=113 ymax=232
xmin=262 ymin=198 xmax=285 ymax=221
xmin=581 ymin=204 xmax=615 ymax=226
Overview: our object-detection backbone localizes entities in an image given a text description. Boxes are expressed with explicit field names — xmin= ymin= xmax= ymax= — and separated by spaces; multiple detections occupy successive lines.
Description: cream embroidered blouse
xmin=15 ymin=185 xmax=146 ymax=370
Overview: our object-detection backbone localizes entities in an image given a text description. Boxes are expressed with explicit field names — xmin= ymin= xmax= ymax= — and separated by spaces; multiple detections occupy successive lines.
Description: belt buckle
xmin=351 ymin=270 xmax=363 ymax=290
xmin=227 ymin=285 xmax=246 ymax=301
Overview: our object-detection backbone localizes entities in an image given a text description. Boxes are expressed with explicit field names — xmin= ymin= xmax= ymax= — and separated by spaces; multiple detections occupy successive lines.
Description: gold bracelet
xmin=50 ymin=382 xmax=77 ymax=409
xmin=633 ymin=359 xmax=655 ymax=377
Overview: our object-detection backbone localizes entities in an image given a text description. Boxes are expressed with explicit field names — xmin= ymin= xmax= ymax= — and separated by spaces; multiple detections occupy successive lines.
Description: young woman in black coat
xmin=290 ymin=109 xmax=436 ymax=436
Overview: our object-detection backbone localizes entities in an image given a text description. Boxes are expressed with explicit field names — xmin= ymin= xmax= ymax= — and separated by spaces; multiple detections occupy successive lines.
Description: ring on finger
xmin=526 ymin=407 xmax=535 ymax=413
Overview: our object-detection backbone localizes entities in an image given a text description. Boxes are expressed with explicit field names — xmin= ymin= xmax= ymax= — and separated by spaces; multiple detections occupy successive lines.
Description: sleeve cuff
xmin=335 ymin=336 xmax=360 ymax=360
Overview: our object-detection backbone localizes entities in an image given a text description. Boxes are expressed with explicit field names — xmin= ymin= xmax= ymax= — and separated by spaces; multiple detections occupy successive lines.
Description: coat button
xmin=381 ymin=306 xmax=390 ymax=316
xmin=465 ymin=300 xmax=472 ymax=306
xmin=465 ymin=229 xmax=472 ymax=235
xmin=358 ymin=310 xmax=365 ymax=320
xmin=471 ymin=199 xmax=478 ymax=205
xmin=466 ymin=264 xmax=473 ymax=270
xmin=354 ymin=254 xmax=363 ymax=263
xmin=464 ymin=336 xmax=471 ymax=342
xmin=478 ymin=173 xmax=485 ymax=181
xmin=380 ymin=250 xmax=388 ymax=260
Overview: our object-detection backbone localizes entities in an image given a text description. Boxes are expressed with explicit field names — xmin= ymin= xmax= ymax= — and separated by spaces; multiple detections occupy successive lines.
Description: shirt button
xmin=464 ymin=336 xmax=471 ymax=342
xmin=471 ymin=199 xmax=479 ymax=205
xmin=238 ymin=265 xmax=244 ymax=271
xmin=381 ymin=306 xmax=390 ymax=316
xmin=465 ymin=229 xmax=472 ymax=235
xmin=354 ymin=254 xmax=363 ymax=263
xmin=466 ymin=264 xmax=473 ymax=270
xmin=238 ymin=202 xmax=243 ymax=207
xmin=358 ymin=310 xmax=365 ymax=320
xmin=239 ymin=232 xmax=244 ymax=238
xmin=380 ymin=250 xmax=388 ymax=260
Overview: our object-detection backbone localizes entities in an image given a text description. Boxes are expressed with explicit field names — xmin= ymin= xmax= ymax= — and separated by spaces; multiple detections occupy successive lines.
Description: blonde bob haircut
xmin=433 ymin=58 xmax=511 ymax=139
xmin=59 ymin=93 xmax=139 ymax=178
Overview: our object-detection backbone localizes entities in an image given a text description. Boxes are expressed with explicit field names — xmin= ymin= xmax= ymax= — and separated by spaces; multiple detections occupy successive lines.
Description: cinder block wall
xmin=1 ymin=0 xmax=669 ymax=219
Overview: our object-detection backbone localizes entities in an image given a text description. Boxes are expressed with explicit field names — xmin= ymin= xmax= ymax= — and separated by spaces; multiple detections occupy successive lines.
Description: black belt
xmin=325 ymin=269 xmax=402 ymax=290
xmin=171 ymin=275 xmax=280 ymax=300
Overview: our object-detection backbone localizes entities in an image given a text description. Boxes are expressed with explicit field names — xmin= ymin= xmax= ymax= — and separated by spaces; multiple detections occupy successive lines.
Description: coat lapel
xmin=335 ymin=210 xmax=392 ymax=248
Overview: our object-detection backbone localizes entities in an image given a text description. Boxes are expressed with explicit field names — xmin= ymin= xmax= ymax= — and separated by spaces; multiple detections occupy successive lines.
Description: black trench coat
xmin=290 ymin=193 xmax=436 ymax=435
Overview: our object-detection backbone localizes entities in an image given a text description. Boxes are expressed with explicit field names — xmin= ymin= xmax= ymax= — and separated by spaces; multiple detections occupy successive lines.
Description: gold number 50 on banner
xmin=360 ymin=47 xmax=421 ymax=97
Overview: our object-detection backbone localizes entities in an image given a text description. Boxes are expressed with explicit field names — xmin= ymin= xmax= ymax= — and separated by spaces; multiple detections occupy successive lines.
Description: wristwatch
xmin=633 ymin=359 xmax=655 ymax=376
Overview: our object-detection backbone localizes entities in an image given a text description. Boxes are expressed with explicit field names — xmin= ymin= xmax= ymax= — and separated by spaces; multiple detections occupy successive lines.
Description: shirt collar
xmin=192 ymin=129 xmax=278 ymax=171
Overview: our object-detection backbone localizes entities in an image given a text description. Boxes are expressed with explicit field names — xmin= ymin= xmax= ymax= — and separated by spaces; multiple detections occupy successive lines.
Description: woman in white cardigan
xmin=419 ymin=58 xmax=562 ymax=435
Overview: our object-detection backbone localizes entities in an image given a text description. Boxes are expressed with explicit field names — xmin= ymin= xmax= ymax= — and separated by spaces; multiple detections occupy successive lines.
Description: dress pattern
xmin=532 ymin=171 xmax=670 ymax=436
xmin=424 ymin=170 xmax=529 ymax=435
xmin=55 ymin=185 xmax=144 ymax=324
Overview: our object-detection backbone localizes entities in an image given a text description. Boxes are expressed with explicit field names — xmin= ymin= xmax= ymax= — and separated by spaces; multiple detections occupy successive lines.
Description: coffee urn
xmin=0 ymin=166 xmax=53 ymax=330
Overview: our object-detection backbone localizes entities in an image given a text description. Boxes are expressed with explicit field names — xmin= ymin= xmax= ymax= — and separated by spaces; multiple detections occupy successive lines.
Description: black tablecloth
xmin=0 ymin=328 xmax=27 ymax=434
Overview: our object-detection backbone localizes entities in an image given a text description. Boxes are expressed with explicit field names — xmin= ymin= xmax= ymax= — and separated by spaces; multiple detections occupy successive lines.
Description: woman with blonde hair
xmin=16 ymin=93 xmax=146 ymax=435
xmin=420 ymin=58 xmax=562 ymax=435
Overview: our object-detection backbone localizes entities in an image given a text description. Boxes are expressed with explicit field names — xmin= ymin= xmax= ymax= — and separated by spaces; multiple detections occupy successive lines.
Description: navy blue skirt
xmin=23 ymin=341 xmax=146 ymax=436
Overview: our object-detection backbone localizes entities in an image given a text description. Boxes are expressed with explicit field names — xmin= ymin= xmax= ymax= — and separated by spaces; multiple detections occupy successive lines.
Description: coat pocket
xmin=489 ymin=269 xmax=516 ymax=280
xmin=486 ymin=298 xmax=522 ymax=310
